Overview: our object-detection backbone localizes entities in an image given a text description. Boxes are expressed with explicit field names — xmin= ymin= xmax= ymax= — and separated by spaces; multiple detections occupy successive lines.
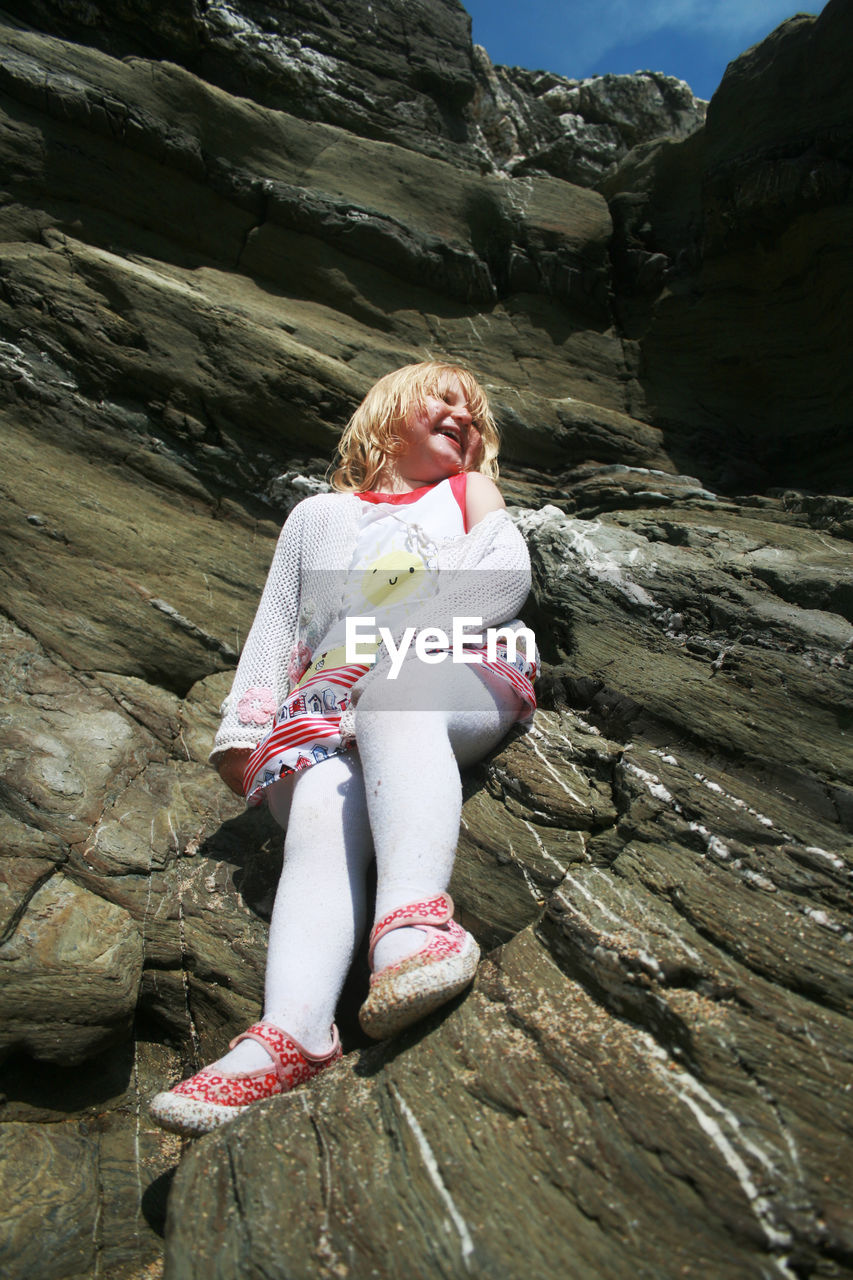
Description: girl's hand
xmin=217 ymin=747 xmax=253 ymax=797
xmin=461 ymin=424 xmax=482 ymax=472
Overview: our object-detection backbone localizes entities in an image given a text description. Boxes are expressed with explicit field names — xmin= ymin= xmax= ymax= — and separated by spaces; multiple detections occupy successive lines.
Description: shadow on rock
xmin=200 ymin=804 xmax=284 ymax=919
xmin=142 ymin=1164 xmax=180 ymax=1239
xmin=0 ymin=1039 xmax=134 ymax=1119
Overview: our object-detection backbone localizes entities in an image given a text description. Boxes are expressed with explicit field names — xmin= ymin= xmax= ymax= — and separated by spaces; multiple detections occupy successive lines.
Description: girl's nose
xmin=452 ymin=403 xmax=472 ymax=426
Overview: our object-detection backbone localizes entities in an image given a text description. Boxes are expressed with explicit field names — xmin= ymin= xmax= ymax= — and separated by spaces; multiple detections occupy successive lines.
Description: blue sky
xmin=463 ymin=1 xmax=829 ymax=101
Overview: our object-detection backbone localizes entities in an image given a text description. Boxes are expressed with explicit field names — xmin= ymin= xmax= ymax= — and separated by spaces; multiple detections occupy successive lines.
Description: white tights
xmin=217 ymin=661 xmax=522 ymax=1071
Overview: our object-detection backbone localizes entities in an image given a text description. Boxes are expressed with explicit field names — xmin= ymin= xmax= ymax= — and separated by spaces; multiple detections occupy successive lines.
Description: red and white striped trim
xmin=296 ymin=663 xmax=371 ymax=694
xmin=242 ymin=634 xmax=536 ymax=804
xmin=245 ymin=718 xmax=343 ymax=783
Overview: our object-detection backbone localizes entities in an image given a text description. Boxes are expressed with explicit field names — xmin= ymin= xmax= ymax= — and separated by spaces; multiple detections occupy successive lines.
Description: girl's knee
xmin=355 ymin=660 xmax=436 ymax=719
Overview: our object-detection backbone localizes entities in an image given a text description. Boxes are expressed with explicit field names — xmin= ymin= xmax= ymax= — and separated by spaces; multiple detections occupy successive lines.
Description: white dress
xmin=241 ymin=474 xmax=537 ymax=805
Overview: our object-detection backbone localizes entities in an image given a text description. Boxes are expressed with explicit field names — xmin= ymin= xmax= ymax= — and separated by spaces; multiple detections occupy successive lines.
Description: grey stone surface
xmin=0 ymin=1039 xmax=185 ymax=1279
xmin=4 ymin=0 xmax=705 ymax=179
xmin=0 ymin=2 xmax=850 ymax=1278
xmin=602 ymin=0 xmax=853 ymax=494
xmin=477 ymin=60 xmax=706 ymax=187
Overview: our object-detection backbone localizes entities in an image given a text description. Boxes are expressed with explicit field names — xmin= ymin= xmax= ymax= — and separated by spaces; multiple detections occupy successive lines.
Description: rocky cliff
xmin=0 ymin=2 xmax=850 ymax=1278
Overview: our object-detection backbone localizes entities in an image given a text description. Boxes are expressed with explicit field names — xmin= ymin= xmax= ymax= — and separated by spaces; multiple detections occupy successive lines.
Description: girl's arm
xmin=209 ymin=500 xmax=306 ymax=773
xmin=465 ymin=471 xmax=505 ymax=529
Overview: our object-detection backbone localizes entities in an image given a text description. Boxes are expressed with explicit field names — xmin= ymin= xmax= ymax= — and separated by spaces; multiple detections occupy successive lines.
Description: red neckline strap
xmin=357 ymin=472 xmax=468 ymax=528
xmin=357 ymin=483 xmax=435 ymax=505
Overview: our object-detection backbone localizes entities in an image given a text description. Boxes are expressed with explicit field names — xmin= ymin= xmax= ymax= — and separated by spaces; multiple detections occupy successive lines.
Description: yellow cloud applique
xmin=360 ymin=551 xmax=427 ymax=607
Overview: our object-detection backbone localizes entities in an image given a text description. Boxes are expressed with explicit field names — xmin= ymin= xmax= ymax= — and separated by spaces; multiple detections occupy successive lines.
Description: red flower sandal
xmin=149 ymin=1021 xmax=341 ymax=1136
xmin=358 ymin=892 xmax=480 ymax=1040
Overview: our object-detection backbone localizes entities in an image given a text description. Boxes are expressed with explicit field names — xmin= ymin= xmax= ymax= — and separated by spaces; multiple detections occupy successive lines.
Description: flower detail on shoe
xmin=368 ymin=916 xmax=468 ymax=985
xmin=172 ymin=1064 xmax=282 ymax=1107
xmin=369 ymin=893 xmax=454 ymax=945
xmin=359 ymin=893 xmax=480 ymax=1040
xmin=149 ymin=1021 xmax=341 ymax=1136
xmin=237 ymin=686 xmax=277 ymax=726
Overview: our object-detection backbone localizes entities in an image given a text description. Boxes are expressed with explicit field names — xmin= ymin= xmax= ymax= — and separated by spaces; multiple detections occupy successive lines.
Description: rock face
xmin=1 ymin=0 xmax=706 ymax=178
xmin=0 ymin=1 xmax=850 ymax=1278
xmin=471 ymin=58 xmax=705 ymax=187
xmin=602 ymin=2 xmax=853 ymax=493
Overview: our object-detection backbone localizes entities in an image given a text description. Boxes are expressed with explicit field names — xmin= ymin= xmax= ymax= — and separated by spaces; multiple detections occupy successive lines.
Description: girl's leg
xmin=216 ymin=752 xmax=374 ymax=1072
xmin=354 ymin=660 xmax=522 ymax=970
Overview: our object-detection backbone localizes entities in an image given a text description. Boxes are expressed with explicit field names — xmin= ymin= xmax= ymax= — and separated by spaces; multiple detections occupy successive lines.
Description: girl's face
xmin=389 ymin=375 xmax=482 ymax=490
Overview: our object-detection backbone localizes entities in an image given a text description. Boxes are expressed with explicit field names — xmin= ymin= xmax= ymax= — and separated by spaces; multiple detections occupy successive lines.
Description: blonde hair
xmin=330 ymin=361 xmax=500 ymax=492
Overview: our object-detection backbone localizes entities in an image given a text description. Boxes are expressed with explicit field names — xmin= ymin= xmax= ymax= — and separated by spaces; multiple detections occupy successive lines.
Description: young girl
xmin=150 ymin=361 xmax=537 ymax=1135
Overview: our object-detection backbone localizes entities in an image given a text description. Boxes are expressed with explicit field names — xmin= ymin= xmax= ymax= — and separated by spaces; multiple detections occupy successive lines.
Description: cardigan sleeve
xmin=209 ymin=499 xmax=306 ymax=764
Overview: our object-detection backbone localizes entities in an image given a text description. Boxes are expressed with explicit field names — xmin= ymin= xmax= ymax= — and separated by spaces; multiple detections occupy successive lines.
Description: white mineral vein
xmin=389 ymin=1083 xmax=475 ymax=1271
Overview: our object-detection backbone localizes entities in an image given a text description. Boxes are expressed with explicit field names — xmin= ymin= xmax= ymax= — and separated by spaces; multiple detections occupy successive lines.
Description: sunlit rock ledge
xmin=0 ymin=2 xmax=850 ymax=1277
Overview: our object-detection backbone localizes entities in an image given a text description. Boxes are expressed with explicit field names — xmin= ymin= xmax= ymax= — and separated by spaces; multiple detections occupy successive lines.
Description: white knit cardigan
xmin=210 ymin=491 xmax=533 ymax=763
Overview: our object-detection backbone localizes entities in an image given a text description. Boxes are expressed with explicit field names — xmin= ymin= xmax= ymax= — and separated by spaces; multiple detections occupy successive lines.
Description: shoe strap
xmin=367 ymin=892 xmax=454 ymax=968
xmin=229 ymin=1022 xmax=341 ymax=1084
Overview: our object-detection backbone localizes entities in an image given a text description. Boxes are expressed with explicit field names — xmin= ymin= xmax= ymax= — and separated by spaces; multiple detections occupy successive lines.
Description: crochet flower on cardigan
xmin=210 ymin=492 xmax=532 ymax=764
xmin=236 ymin=687 xmax=277 ymax=726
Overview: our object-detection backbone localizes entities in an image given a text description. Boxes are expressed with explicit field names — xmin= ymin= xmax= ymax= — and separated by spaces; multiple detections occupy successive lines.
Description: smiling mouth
xmin=435 ymin=427 xmax=462 ymax=447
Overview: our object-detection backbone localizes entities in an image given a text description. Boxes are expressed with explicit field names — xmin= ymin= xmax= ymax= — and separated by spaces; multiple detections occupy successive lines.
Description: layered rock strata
xmin=603 ymin=1 xmax=853 ymax=492
xmin=0 ymin=2 xmax=850 ymax=1278
xmin=3 ymin=0 xmax=706 ymax=178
